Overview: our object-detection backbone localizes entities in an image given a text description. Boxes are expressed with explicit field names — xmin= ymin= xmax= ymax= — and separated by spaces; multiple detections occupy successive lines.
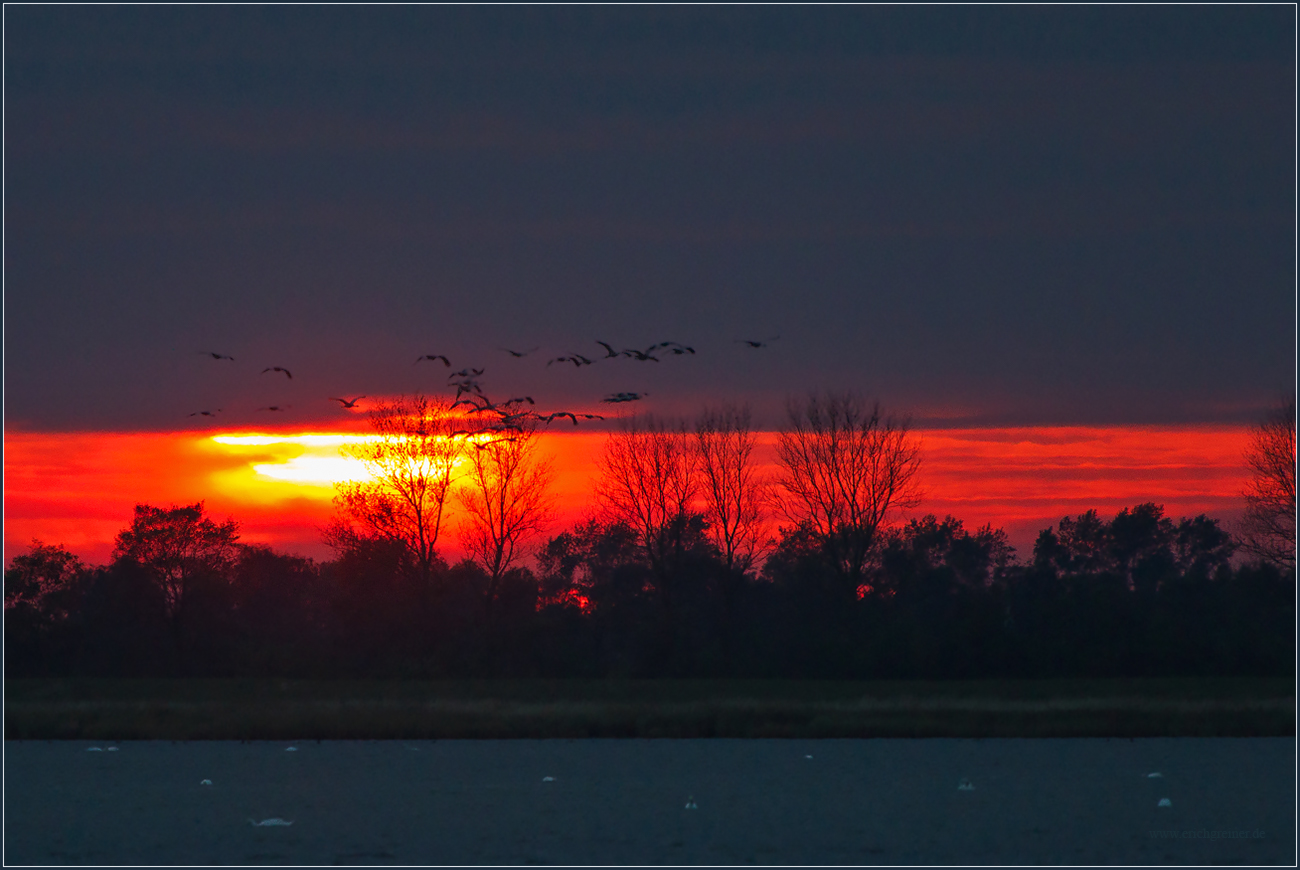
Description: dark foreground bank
xmin=6 ymin=678 xmax=1295 ymax=740
xmin=4 ymin=737 xmax=1294 ymax=865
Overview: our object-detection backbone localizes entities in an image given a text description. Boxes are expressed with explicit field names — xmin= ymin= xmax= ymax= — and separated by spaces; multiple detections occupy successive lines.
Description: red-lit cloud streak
xmin=4 ymin=425 xmax=1253 ymax=568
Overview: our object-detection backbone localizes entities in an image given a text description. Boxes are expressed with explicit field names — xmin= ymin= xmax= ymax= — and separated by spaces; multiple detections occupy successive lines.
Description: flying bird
xmin=541 ymin=411 xmax=605 ymax=425
xmin=496 ymin=411 xmax=537 ymax=429
xmin=330 ymin=396 xmax=366 ymax=409
xmin=500 ymin=346 xmax=539 ymax=357
xmin=256 ymin=405 xmax=289 ymax=412
xmin=736 ymin=335 xmax=780 ymax=348
xmin=450 ymin=379 xmax=483 ymax=398
xmin=596 ymin=341 xmax=620 ymax=358
xmin=199 ymin=351 xmax=235 ymax=361
xmin=448 ymin=367 xmax=485 ymax=379
xmin=451 ymin=395 xmax=489 ymax=412
xmin=601 ymin=392 xmax=647 ymax=403
xmin=262 ymin=366 xmax=292 ymax=379
xmin=188 ymin=409 xmax=222 ymax=417
xmin=547 ymin=354 xmax=594 ymax=368
xmin=456 ymin=395 xmax=535 ymax=413
xmin=620 ymin=347 xmax=660 ymax=362
xmin=472 ymin=435 xmax=520 ymax=449
xmin=652 ymin=341 xmax=695 ymax=355
xmin=415 ymin=354 xmax=451 ymax=367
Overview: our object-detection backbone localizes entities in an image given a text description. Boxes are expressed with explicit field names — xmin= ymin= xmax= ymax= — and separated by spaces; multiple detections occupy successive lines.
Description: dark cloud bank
xmin=5 ymin=6 xmax=1294 ymax=432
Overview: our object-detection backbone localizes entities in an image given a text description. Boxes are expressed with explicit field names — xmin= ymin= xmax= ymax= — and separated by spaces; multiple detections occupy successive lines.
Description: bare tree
xmin=775 ymin=392 xmax=922 ymax=583
xmin=331 ymin=394 xmax=467 ymax=583
xmin=457 ymin=422 xmax=557 ymax=612
xmin=694 ymin=403 xmax=769 ymax=575
xmin=595 ymin=415 xmax=698 ymax=609
xmin=1241 ymin=398 xmax=1296 ymax=570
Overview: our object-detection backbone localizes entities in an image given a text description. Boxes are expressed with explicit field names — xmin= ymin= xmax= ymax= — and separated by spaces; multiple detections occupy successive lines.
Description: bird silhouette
xmin=596 ymin=341 xmax=620 ymax=358
xmin=262 ymin=366 xmax=293 ymax=379
xmin=472 ymin=434 xmax=520 ymax=449
xmin=450 ymin=379 xmax=483 ymax=398
xmin=736 ymin=335 xmax=780 ymax=348
xmin=199 ymin=351 xmax=235 ymax=361
xmin=496 ymin=411 xmax=536 ymax=429
xmin=621 ymin=347 xmax=660 ymax=362
xmin=652 ymin=341 xmax=695 ymax=355
xmin=602 ymin=392 xmax=647 ymax=403
xmin=256 ymin=405 xmax=289 ymax=412
xmin=457 ymin=395 xmax=535 ymax=413
xmin=541 ymin=411 xmax=605 ymax=425
xmin=329 ymin=396 xmax=366 ymax=409
xmin=451 ymin=395 xmax=488 ymax=412
xmin=415 ymin=354 xmax=451 ymax=367
xmin=188 ymin=409 xmax=222 ymax=417
xmin=448 ymin=367 xmax=485 ymax=379
xmin=547 ymin=354 xmax=594 ymax=368
xmin=500 ymin=346 xmax=539 ymax=357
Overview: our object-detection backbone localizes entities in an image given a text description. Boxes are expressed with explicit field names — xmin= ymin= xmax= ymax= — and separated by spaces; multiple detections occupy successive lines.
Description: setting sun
xmin=211 ymin=433 xmax=379 ymax=487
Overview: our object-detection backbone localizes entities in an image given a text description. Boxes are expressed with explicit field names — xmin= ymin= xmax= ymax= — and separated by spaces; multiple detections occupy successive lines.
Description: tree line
xmin=5 ymin=393 xmax=1295 ymax=679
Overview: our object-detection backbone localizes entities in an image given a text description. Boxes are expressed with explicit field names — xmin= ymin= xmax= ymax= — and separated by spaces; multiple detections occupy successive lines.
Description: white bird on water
xmin=250 ymin=818 xmax=294 ymax=827
xmin=685 ymin=796 xmax=698 ymax=809
xmin=1157 ymin=798 xmax=1172 ymax=807
xmin=958 ymin=779 xmax=975 ymax=791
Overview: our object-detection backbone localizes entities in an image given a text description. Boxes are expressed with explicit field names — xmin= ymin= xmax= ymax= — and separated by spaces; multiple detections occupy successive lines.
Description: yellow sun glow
xmin=206 ymin=431 xmax=493 ymax=491
xmin=250 ymin=455 xmax=371 ymax=485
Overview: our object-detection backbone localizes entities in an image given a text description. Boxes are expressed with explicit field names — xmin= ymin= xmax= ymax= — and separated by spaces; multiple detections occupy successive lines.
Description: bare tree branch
xmin=695 ymin=403 xmax=770 ymax=575
xmin=775 ymin=392 xmax=922 ymax=582
xmin=456 ymin=421 xmax=556 ymax=612
xmin=1241 ymin=398 xmax=1297 ymax=570
xmin=595 ymin=415 xmax=698 ymax=609
xmin=332 ymin=394 xmax=468 ymax=583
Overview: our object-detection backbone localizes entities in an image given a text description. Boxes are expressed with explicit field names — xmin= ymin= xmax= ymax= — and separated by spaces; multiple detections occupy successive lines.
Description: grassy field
xmin=5 ymin=677 xmax=1294 ymax=740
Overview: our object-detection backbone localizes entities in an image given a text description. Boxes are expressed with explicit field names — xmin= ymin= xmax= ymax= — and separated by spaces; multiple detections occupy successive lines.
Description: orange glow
xmin=540 ymin=588 xmax=594 ymax=614
xmin=4 ymin=424 xmax=1254 ymax=567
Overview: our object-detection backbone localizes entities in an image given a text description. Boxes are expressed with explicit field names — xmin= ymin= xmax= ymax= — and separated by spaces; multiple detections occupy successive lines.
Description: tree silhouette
xmin=774 ymin=392 xmax=922 ymax=585
xmin=4 ymin=540 xmax=86 ymax=618
xmin=694 ymin=403 xmax=769 ymax=576
xmin=331 ymin=394 xmax=467 ymax=583
xmin=456 ymin=420 xmax=556 ymax=614
xmin=4 ymin=541 xmax=90 ymax=676
xmin=112 ymin=502 xmax=240 ymax=619
xmin=595 ymin=415 xmax=700 ymax=611
xmin=1033 ymin=504 xmax=1236 ymax=592
xmin=1241 ymin=398 xmax=1296 ymax=570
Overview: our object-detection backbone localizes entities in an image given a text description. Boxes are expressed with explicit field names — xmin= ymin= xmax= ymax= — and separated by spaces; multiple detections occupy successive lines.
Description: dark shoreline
xmin=7 ymin=677 xmax=1294 ymax=740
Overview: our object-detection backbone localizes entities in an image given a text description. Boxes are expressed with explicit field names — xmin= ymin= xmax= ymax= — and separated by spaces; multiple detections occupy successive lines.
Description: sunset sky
xmin=4 ymin=7 xmax=1294 ymax=566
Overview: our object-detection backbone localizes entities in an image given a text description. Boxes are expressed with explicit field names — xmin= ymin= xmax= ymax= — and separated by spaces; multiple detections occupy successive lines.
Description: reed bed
xmin=6 ymin=678 xmax=1293 ymax=740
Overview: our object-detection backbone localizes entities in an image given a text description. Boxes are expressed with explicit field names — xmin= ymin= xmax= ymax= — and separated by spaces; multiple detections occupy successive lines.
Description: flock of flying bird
xmin=189 ymin=336 xmax=780 ymax=439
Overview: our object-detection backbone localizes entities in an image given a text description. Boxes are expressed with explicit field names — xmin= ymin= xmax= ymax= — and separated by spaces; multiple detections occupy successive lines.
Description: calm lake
xmin=5 ymin=737 xmax=1293 ymax=865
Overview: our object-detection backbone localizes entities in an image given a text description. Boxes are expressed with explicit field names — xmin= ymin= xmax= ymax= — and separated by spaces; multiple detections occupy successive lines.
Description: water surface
xmin=5 ymin=738 xmax=1293 ymax=864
